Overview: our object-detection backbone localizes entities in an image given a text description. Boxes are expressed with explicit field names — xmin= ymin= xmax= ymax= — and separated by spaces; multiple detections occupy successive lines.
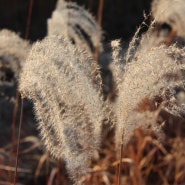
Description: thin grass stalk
xmin=25 ymin=0 xmax=34 ymax=40
xmin=117 ymin=143 xmax=123 ymax=185
xmin=56 ymin=160 xmax=61 ymax=185
xmin=97 ymin=0 xmax=104 ymax=27
xmin=132 ymin=167 xmax=143 ymax=185
xmin=47 ymin=168 xmax=57 ymax=185
xmin=12 ymin=1 xmax=33 ymax=184
xmin=13 ymin=98 xmax=24 ymax=185
xmin=34 ymin=153 xmax=48 ymax=185
xmin=88 ymin=0 xmax=93 ymax=10
xmin=8 ymin=91 xmax=19 ymax=183
xmin=45 ymin=153 xmax=49 ymax=185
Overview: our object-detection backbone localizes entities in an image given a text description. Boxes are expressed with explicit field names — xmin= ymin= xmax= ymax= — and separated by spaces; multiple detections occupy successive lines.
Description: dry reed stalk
xmin=0 ymin=28 xmax=30 ymax=184
xmin=34 ymin=153 xmax=49 ymax=184
xmin=25 ymin=0 xmax=34 ymax=40
xmin=116 ymin=143 xmax=123 ymax=185
xmin=11 ymin=0 xmax=33 ymax=184
xmin=47 ymin=168 xmax=57 ymax=185
xmin=13 ymin=98 xmax=24 ymax=185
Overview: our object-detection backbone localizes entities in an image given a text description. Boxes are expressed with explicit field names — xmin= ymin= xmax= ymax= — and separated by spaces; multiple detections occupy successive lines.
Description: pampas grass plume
xmin=19 ymin=35 xmax=104 ymax=182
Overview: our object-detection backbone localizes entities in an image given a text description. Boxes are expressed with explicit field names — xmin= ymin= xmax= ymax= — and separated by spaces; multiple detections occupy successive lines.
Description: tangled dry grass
xmin=1 ymin=0 xmax=185 ymax=185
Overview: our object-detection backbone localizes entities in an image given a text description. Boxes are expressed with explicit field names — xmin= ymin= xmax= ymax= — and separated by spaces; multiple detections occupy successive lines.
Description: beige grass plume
xmin=0 ymin=29 xmax=30 ymax=125
xmin=0 ymin=29 xmax=30 ymax=83
xmin=47 ymin=0 xmax=103 ymax=55
xmin=136 ymin=0 xmax=185 ymax=51
xmin=112 ymin=40 xmax=185 ymax=148
xmin=19 ymin=35 xmax=104 ymax=182
xmin=151 ymin=0 xmax=185 ymax=43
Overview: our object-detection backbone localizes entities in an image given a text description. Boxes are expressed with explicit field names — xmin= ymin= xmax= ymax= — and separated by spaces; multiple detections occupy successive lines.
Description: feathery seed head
xmin=47 ymin=0 xmax=103 ymax=55
xmin=152 ymin=0 xmax=185 ymax=38
xmin=19 ymin=34 xmax=104 ymax=182
xmin=0 ymin=29 xmax=30 ymax=82
xmin=114 ymin=43 xmax=185 ymax=147
xmin=110 ymin=39 xmax=124 ymax=90
xmin=0 ymin=29 xmax=30 ymax=127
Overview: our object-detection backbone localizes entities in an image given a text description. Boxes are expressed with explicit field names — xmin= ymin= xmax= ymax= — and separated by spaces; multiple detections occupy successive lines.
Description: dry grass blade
xmin=47 ymin=168 xmax=57 ymax=185
xmin=0 ymin=164 xmax=31 ymax=173
xmin=34 ymin=153 xmax=49 ymax=184
xmin=139 ymin=148 xmax=158 ymax=169
xmin=13 ymin=98 xmax=24 ymax=185
xmin=20 ymin=136 xmax=40 ymax=144
xmin=112 ymin=158 xmax=135 ymax=167
xmin=3 ymin=136 xmax=40 ymax=150
xmin=19 ymin=142 xmax=42 ymax=154
xmin=0 ymin=181 xmax=22 ymax=185
xmin=116 ymin=143 xmax=123 ymax=185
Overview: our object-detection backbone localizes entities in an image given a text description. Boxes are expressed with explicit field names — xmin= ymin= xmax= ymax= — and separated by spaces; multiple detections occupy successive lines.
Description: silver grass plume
xmin=99 ymin=40 xmax=125 ymax=128
xmin=137 ymin=0 xmax=185 ymax=52
xmin=152 ymin=0 xmax=185 ymax=39
xmin=47 ymin=0 xmax=103 ymax=55
xmin=0 ymin=29 xmax=30 ymax=83
xmin=136 ymin=23 xmax=162 ymax=52
xmin=0 ymin=29 xmax=30 ymax=125
xmin=110 ymin=40 xmax=124 ymax=90
xmin=112 ymin=42 xmax=185 ymax=148
xmin=19 ymin=35 xmax=104 ymax=182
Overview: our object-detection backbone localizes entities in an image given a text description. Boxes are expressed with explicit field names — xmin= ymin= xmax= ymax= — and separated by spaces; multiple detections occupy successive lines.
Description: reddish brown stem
xmin=56 ymin=160 xmax=61 ymax=185
xmin=97 ymin=0 xmax=104 ymax=26
xmin=8 ymin=91 xmax=19 ymax=183
xmin=45 ymin=154 xmax=49 ymax=185
xmin=13 ymin=98 xmax=24 ymax=185
xmin=88 ymin=0 xmax=93 ymax=10
xmin=12 ymin=0 xmax=33 ymax=184
xmin=117 ymin=143 xmax=124 ymax=185
xmin=25 ymin=0 xmax=34 ymax=40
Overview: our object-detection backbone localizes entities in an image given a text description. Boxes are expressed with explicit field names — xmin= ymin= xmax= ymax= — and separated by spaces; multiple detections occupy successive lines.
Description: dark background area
xmin=0 ymin=0 xmax=152 ymax=42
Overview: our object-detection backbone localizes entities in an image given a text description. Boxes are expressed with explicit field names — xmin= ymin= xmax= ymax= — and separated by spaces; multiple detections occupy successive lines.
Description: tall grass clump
xmin=19 ymin=34 xmax=104 ymax=182
xmin=47 ymin=0 xmax=103 ymax=55
xmin=0 ymin=29 xmax=30 ymax=126
xmin=112 ymin=40 xmax=185 ymax=148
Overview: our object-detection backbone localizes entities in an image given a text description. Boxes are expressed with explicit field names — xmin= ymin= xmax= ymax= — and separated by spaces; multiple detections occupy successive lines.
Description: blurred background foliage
xmin=0 ymin=0 xmax=152 ymax=42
